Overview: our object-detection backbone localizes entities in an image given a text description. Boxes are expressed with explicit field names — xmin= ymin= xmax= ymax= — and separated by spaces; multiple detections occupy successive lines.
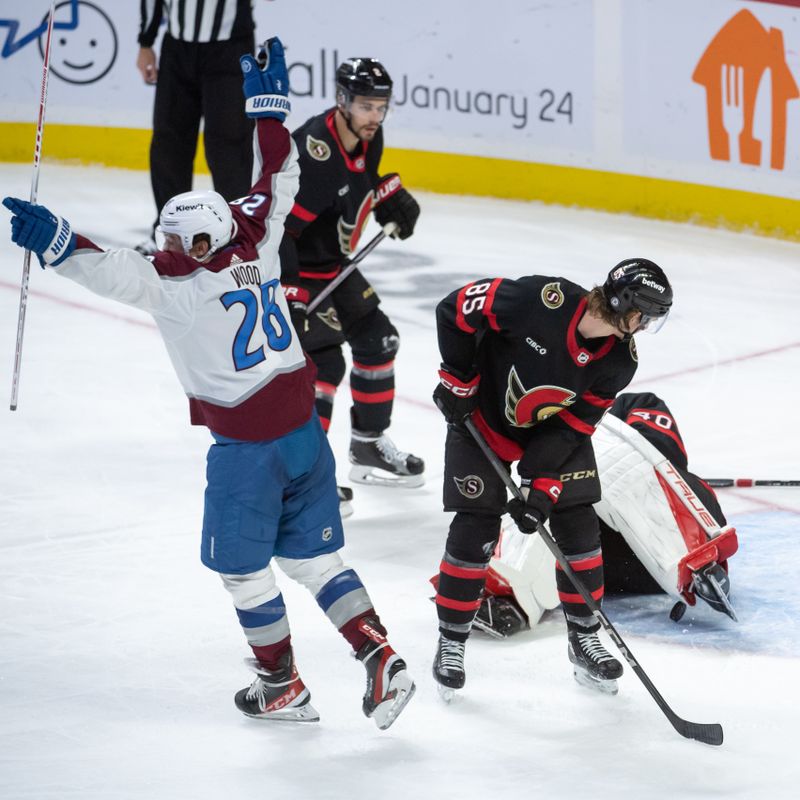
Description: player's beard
xmin=353 ymin=121 xmax=380 ymax=141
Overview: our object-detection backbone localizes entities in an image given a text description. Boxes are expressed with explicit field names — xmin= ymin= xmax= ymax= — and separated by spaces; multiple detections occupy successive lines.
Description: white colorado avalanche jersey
xmin=55 ymin=118 xmax=316 ymax=441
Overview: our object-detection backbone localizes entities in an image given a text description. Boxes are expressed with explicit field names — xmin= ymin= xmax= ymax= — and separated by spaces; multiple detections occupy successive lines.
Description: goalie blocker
xmin=472 ymin=392 xmax=738 ymax=635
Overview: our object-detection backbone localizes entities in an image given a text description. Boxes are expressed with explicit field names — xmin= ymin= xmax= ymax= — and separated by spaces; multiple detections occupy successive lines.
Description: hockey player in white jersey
xmin=3 ymin=37 xmax=414 ymax=731
xmin=473 ymin=391 xmax=738 ymax=640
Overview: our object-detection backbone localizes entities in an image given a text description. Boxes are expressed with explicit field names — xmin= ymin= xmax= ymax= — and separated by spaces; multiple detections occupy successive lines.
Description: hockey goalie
xmin=472 ymin=391 xmax=739 ymax=638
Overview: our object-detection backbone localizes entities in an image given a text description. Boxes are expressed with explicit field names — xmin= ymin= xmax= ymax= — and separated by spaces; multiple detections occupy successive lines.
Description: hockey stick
xmin=305 ymin=222 xmax=398 ymax=315
xmin=705 ymin=478 xmax=800 ymax=488
xmin=10 ymin=0 xmax=57 ymax=411
xmin=463 ymin=416 xmax=724 ymax=746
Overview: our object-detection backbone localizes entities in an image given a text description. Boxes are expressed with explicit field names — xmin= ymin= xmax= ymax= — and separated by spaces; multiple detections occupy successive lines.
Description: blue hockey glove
xmin=3 ymin=196 xmax=75 ymax=266
xmin=240 ymin=37 xmax=290 ymax=121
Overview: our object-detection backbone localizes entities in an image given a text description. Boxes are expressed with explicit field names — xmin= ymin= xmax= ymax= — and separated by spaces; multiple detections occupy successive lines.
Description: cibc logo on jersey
xmin=505 ymin=366 xmax=576 ymax=428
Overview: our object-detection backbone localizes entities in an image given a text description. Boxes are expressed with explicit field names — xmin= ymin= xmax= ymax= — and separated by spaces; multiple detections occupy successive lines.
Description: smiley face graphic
xmin=37 ymin=1 xmax=118 ymax=85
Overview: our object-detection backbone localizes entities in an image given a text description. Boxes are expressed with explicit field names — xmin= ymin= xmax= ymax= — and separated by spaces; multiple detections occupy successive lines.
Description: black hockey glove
xmin=433 ymin=366 xmax=480 ymax=423
xmin=373 ymin=174 xmax=420 ymax=240
xmin=505 ymin=477 xmax=563 ymax=534
xmin=281 ymin=283 xmax=310 ymax=314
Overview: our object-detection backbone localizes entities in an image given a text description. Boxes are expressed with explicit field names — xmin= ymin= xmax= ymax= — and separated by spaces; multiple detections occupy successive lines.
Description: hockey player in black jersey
xmin=430 ymin=260 xmax=673 ymax=697
xmin=470 ymin=390 xmax=738 ymax=641
xmin=279 ymin=57 xmax=423 ymax=502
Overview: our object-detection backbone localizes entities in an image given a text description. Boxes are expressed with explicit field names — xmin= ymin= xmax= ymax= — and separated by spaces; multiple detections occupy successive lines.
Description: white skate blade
xmin=241 ymin=700 xmax=321 ymax=723
xmin=349 ymin=464 xmax=425 ymax=489
xmin=572 ymin=665 xmax=619 ymax=696
xmin=437 ymin=683 xmax=457 ymax=703
xmin=370 ymin=672 xmax=416 ymax=730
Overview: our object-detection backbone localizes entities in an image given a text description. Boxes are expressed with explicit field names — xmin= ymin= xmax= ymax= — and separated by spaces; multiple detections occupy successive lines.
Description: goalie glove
xmin=433 ymin=365 xmax=480 ymax=423
xmin=3 ymin=197 xmax=75 ymax=266
xmin=240 ymin=37 xmax=291 ymax=121
xmin=505 ymin=477 xmax=563 ymax=534
xmin=373 ymin=174 xmax=420 ymax=240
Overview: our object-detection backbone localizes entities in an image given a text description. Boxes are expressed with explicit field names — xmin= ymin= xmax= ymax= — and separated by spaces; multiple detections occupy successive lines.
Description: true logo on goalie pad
xmin=454 ymin=475 xmax=485 ymax=499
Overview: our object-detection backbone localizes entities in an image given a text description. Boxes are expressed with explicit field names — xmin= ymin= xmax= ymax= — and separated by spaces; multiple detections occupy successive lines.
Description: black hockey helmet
xmin=603 ymin=258 xmax=673 ymax=333
xmin=335 ymin=58 xmax=393 ymax=102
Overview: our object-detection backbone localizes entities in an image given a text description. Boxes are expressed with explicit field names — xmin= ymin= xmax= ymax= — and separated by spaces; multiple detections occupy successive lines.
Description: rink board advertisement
xmin=0 ymin=0 xmax=798 ymax=237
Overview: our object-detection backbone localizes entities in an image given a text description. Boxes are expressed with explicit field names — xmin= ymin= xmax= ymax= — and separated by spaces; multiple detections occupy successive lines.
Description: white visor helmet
xmin=157 ymin=190 xmax=233 ymax=258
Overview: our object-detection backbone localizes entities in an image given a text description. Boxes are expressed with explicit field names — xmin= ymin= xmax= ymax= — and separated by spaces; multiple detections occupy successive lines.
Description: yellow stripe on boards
xmin=382 ymin=147 xmax=800 ymax=242
xmin=0 ymin=122 xmax=207 ymax=175
xmin=1 ymin=122 xmax=798 ymax=241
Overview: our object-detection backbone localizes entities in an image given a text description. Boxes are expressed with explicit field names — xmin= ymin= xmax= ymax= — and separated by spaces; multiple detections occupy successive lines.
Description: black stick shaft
xmin=463 ymin=416 xmax=723 ymax=746
xmin=705 ymin=479 xmax=800 ymax=488
xmin=305 ymin=228 xmax=390 ymax=315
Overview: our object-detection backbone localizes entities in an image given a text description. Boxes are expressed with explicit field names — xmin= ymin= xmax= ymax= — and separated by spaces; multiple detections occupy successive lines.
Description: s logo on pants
xmin=454 ymin=475 xmax=485 ymax=499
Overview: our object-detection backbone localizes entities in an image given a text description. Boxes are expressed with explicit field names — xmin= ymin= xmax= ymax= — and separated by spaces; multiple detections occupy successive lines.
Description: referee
xmin=136 ymin=0 xmax=257 ymax=253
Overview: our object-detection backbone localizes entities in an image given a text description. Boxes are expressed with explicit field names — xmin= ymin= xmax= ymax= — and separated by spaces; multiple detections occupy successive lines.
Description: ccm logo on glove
xmin=438 ymin=370 xmax=479 ymax=397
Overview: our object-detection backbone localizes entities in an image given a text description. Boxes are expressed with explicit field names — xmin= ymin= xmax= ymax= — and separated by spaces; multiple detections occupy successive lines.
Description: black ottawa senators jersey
xmin=281 ymin=108 xmax=383 ymax=277
xmin=436 ymin=276 xmax=638 ymax=476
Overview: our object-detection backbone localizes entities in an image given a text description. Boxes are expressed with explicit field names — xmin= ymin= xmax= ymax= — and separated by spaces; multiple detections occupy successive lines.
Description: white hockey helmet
xmin=158 ymin=190 xmax=233 ymax=258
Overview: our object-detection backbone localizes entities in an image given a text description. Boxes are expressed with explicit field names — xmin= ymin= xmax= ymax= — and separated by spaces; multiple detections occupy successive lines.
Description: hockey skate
xmin=355 ymin=620 xmax=415 ymax=730
xmin=337 ymin=485 xmax=354 ymax=519
xmin=473 ymin=595 xmax=528 ymax=639
xmin=349 ymin=429 xmax=425 ymax=488
xmin=234 ymin=653 xmax=320 ymax=722
xmin=432 ymin=634 xmax=466 ymax=703
xmin=567 ymin=629 xmax=623 ymax=695
xmin=692 ymin=562 xmax=737 ymax=621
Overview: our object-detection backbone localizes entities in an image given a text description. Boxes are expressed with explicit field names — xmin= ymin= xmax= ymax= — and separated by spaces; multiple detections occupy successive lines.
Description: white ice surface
xmin=1 ymin=163 xmax=799 ymax=799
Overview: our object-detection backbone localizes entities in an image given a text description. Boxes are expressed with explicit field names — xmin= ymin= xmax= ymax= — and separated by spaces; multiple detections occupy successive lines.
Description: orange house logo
xmin=693 ymin=9 xmax=799 ymax=169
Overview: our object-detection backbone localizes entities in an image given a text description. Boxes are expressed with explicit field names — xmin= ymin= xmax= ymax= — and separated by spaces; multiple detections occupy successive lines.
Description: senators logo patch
xmin=306 ymin=135 xmax=330 ymax=161
xmin=454 ymin=475 xmax=485 ymax=499
xmin=505 ymin=366 xmax=576 ymax=428
xmin=337 ymin=191 xmax=375 ymax=255
xmin=316 ymin=308 xmax=342 ymax=331
xmin=629 ymin=337 xmax=638 ymax=362
xmin=541 ymin=282 xmax=564 ymax=309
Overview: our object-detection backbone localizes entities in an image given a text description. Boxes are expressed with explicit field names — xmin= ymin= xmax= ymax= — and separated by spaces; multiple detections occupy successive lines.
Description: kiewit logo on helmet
xmin=175 ymin=203 xmax=206 ymax=212
xmin=640 ymin=277 xmax=665 ymax=292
